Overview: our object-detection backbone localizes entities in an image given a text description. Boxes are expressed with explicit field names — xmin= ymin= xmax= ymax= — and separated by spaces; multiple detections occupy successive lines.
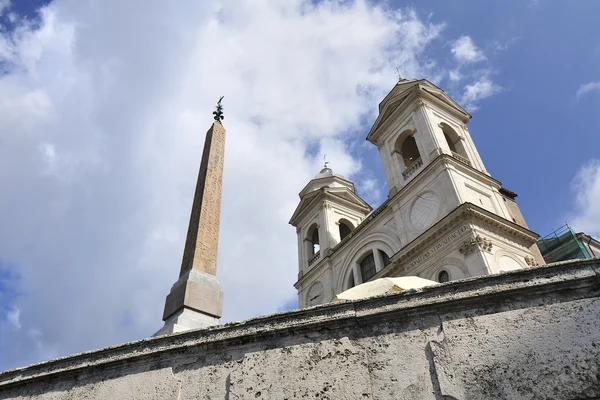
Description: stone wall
xmin=1 ymin=259 xmax=599 ymax=399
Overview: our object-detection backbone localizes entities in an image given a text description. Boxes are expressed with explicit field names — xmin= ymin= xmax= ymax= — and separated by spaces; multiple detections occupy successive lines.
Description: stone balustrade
xmin=402 ymin=157 xmax=423 ymax=180
xmin=451 ymin=151 xmax=471 ymax=166
xmin=308 ymin=250 xmax=320 ymax=266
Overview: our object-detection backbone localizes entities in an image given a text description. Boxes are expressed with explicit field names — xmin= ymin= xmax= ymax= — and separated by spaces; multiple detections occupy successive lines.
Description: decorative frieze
xmin=405 ymin=225 xmax=468 ymax=270
xmin=459 ymin=235 xmax=493 ymax=256
xmin=524 ymin=256 xmax=539 ymax=267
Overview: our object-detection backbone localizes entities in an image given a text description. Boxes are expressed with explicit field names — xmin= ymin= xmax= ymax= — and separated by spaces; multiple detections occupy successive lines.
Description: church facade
xmin=290 ymin=79 xmax=545 ymax=308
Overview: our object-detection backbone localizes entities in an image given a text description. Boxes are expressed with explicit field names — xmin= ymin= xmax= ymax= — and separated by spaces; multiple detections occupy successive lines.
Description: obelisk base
xmin=154 ymin=269 xmax=223 ymax=336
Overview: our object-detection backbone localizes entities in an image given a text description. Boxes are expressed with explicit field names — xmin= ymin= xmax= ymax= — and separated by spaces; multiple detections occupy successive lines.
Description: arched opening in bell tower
xmin=338 ymin=219 xmax=354 ymax=241
xmin=440 ymin=123 xmax=470 ymax=166
xmin=396 ymin=135 xmax=421 ymax=167
xmin=306 ymin=224 xmax=320 ymax=256
xmin=394 ymin=130 xmax=423 ymax=180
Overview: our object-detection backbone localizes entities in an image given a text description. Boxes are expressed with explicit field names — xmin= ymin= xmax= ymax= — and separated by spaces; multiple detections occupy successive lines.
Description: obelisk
xmin=155 ymin=98 xmax=226 ymax=336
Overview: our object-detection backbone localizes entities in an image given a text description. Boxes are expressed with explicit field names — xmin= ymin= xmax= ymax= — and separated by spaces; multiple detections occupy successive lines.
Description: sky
xmin=0 ymin=0 xmax=599 ymax=371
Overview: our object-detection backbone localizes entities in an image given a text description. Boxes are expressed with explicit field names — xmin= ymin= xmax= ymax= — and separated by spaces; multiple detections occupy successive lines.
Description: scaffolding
xmin=537 ymin=224 xmax=591 ymax=264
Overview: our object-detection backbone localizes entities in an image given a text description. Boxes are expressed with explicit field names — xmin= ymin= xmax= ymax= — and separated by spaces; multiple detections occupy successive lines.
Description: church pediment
xmin=289 ymin=191 xmax=322 ymax=225
xmin=289 ymin=186 xmax=371 ymax=226
xmin=367 ymin=79 xmax=471 ymax=143
xmin=419 ymin=85 xmax=469 ymax=118
xmin=326 ymin=189 xmax=372 ymax=212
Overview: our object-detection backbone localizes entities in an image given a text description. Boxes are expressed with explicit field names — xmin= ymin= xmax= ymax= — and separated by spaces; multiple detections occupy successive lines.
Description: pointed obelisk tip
xmin=213 ymin=96 xmax=224 ymax=124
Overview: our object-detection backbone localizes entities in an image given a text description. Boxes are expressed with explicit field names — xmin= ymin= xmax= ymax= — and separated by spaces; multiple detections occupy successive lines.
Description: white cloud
xmin=448 ymin=36 xmax=501 ymax=110
xmin=460 ymin=76 xmax=502 ymax=111
xmin=0 ymin=0 xmax=445 ymax=369
xmin=6 ymin=308 xmax=21 ymax=330
xmin=451 ymin=36 xmax=486 ymax=64
xmin=575 ymin=81 xmax=600 ymax=100
xmin=358 ymin=177 xmax=383 ymax=205
xmin=0 ymin=0 xmax=10 ymax=16
xmin=569 ymin=160 xmax=600 ymax=237
xmin=448 ymin=69 xmax=461 ymax=82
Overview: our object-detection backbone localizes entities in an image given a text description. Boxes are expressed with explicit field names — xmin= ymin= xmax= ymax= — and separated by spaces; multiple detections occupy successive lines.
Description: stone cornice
xmin=418 ymin=87 xmax=471 ymax=122
xmin=467 ymin=204 xmax=539 ymax=242
xmin=326 ymin=191 xmax=372 ymax=213
xmin=290 ymin=187 xmax=372 ymax=227
xmin=378 ymin=202 xmax=539 ymax=278
xmin=499 ymin=186 xmax=518 ymax=199
xmin=2 ymin=259 xmax=599 ymax=389
xmin=294 ymin=256 xmax=330 ymax=289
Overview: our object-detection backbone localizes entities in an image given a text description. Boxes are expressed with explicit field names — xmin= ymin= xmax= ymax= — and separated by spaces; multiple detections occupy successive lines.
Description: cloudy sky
xmin=1 ymin=0 xmax=599 ymax=370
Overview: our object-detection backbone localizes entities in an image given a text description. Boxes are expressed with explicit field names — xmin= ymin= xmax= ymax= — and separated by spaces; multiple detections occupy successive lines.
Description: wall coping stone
xmin=1 ymin=258 xmax=598 ymax=389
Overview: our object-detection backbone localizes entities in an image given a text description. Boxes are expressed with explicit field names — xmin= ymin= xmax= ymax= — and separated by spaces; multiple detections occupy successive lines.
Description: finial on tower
xmin=213 ymin=96 xmax=224 ymax=123
xmin=323 ymin=154 xmax=329 ymax=169
xmin=395 ymin=67 xmax=403 ymax=82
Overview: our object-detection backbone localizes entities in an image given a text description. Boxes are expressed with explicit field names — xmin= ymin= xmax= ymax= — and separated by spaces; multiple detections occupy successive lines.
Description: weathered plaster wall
xmin=1 ymin=259 xmax=599 ymax=399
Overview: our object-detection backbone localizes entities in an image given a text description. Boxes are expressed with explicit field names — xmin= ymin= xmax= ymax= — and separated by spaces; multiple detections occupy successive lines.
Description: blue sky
xmin=0 ymin=0 xmax=599 ymax=371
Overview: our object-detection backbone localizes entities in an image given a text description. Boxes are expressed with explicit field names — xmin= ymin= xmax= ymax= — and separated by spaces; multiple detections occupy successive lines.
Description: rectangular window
xmin=360 ymin=252 xmax=376 ymax=282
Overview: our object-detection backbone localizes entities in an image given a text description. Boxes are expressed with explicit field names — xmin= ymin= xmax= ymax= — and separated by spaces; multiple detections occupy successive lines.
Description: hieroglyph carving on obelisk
xmin=155 ymin=99 xmax=226 ymax=336
xmin=179 ymin=121 xmax=225 ymax=277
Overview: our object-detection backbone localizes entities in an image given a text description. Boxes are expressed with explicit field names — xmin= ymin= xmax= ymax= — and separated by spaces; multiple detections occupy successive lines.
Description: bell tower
xmin=368 ymin=79 xmax=487 ymax=195
xmin=289 ymin=166 xmax=371 ymax=308
xmin=366 ymin=78 xmax=544 ymax=271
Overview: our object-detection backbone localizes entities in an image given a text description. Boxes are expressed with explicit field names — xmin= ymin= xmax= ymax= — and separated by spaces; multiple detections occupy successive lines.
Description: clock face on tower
xmin=307 ymin=282 xmax=324 ymax=306
xmin=410 ymin=192 xmax=440 ymax=230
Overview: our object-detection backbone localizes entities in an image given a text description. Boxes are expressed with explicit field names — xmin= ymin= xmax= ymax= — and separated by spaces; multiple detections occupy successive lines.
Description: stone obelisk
xmin=155 ymin=99 xmax=226 ymax=336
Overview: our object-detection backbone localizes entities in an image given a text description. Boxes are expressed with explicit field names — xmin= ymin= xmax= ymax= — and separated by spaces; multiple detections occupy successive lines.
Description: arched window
xmin=338 ymin=219 xmax=354 ymax=241
xmin=306 ymin=224 xmax=320 ymax=256
xmin=444 ymin=132 xmax=457 ymax=153
xmin=438 ymin=270 xmax=450 ymax=283
xmin=396 ymin=135 xmax=421 ymax=168
xmin=440 ymin=123 xmax=470 ymax=166
xmin=395 ymin=131 xmax=423 ymax=179
xmin=359 ymin=252 xmax=377 ymax=282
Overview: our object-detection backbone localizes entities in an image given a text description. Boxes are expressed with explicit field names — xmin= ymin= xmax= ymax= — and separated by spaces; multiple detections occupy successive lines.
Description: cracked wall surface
xmin=1 ymin=259 xmax=599 ymax=399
